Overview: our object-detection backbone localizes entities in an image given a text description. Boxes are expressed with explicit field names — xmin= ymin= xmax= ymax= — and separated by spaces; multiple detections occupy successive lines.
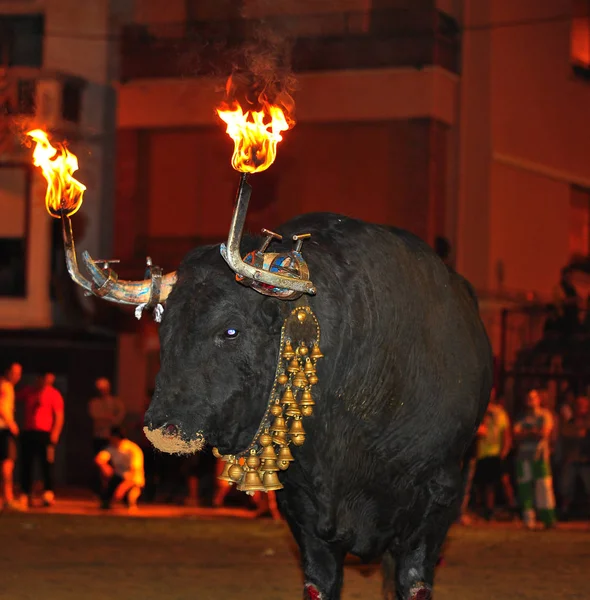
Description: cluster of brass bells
xmin=215 ymin=306 xmax=323 ymax=495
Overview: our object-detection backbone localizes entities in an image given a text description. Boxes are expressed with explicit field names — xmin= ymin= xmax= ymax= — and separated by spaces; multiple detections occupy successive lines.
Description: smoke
xmin=222 ymin=2 xmax=298 ymax=120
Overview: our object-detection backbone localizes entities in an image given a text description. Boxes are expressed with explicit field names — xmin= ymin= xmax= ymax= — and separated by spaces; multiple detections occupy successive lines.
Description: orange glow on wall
xmin=569 ymin=186 xmax=590 ymax=260
xmin=571 ymin=6 xmax=590 ymax=66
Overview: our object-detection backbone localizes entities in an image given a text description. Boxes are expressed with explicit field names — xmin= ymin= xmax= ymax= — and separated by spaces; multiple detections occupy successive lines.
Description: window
xmin=0 ymin=15 xmax=44 ymax=67
xmin=17 ymin=79 xmax=36 ymax=115
xmin=569 ymin=186 xmax=590 ymax=260
xmin=0 ymin=164 xmax=30 ymax=297
xmin=61 ymin=80 xmax=83 ymax=123
xmin=572 ymin=0 xmax=590 ymax=75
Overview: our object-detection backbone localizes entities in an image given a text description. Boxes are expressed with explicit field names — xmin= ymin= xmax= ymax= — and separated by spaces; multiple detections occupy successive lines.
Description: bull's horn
xmin=61 ymin=214 xmax=176 ymax=321
xmin=220 ymin=173 xmax=317 ymax=295
xmin=81 ymin=251 xmax=177 ymax=306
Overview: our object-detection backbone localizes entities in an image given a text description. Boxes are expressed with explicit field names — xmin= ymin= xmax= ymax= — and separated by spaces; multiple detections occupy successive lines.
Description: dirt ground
xmin=1 ymin=509 xmax=589 ymax=600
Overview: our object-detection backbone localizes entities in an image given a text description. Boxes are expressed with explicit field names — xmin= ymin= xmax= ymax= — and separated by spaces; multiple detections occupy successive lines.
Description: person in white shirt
xmin=95 ymin=426 xmax=144 ymax=512
xmin=0 ymin=363 xmax=22 ymax=510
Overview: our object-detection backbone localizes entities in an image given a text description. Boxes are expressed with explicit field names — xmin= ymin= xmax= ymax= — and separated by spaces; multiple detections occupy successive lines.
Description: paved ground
xmin=1 ymin=498 xmax=589 ymax=599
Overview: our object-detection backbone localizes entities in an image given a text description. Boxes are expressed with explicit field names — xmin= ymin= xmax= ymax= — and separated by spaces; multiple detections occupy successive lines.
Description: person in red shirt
xmin=18 ymin=373 xmax=64 ymax=508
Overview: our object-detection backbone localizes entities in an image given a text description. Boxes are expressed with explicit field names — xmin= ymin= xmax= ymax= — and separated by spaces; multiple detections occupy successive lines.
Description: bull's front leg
xmin=279 ymin=477 xmax=345 ymax=599
xmin=299 ymin=532 xmax=345 ymax=600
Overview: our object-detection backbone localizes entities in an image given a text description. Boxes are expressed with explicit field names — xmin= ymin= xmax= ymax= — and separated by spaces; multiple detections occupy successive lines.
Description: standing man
xmin=473 ymin=388 xmax=515 ymax=519
xmin=95 ymin=426 xmax=144 ymax=512
xmin=18 ymin=373 xmax=64 ymax=508
xmin=559 ymin=396 xmax=590 ymax=520
xmin=514 ymin=389 xmax=557 ymax=529
xmin=88 ymin=378 xmax=125 ymax=454
xmin=0 ymin=363 xmax=22 ymax=510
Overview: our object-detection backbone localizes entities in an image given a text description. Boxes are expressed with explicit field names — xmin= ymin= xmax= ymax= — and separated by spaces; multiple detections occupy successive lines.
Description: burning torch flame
xmin=26 ymin=129 xmax=86 ymax=218
xmin=217 ymin=103 xmax=290 ymax=173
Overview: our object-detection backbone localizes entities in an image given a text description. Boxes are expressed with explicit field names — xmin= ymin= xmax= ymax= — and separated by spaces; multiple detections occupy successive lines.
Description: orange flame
xmin=217 ymin=102 xmax=291 ymax=173
xmin=26 ymin=129 xmax=86 ymax=218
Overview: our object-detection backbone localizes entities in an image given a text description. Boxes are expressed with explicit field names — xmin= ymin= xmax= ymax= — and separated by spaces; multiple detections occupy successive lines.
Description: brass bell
xmin=261 ymin=445 xmax=278 ymax=460
xmin=228 ymin=463 xmax=245 ymax=482
xmin=296 ymin=342 xmax=309 ymax=356
xmin=296 ymin=310 xmax=307 ymax=324
xmin=291 ymin=434 xmax=306 ymax=446
xmin=281 ymin=387 xmax=295 ymax=405
xmin=285 ymin=402 xmax=302 ymax=418
xmin=271 ymin=417 xmax=287 ymax=433
xmin=259 ymin=432 xmax=273 ymax=447
xmin=262 ymin=470 xmax=284 ymax=491
xmin=293 ymin=370 xmax=308 ymax=389
xmin=273 ymin=431 xmax=288 ymax=446
xmin=277 ymin=459 xmax=290 ymax=471
xmin=277 ymin=373 xmax=289 ymax=385
xmin=238 ymin=469 xmax=266 ymax=493
xmin=282 ymin=341 xmax=295 ymax=359
xmin=304 ymin=359 xmax=315 ymax=375
xmin=278 ymin=446 xmax=294 ymax=462
xmin=287 ymin=357 xmax=300 ymax=373
xmin=311 ymin=343 xmax=324 ymax=359
xmin=246 ymin=451 xmax=261 ymax=470
xmin=289 ymin=418 xmax=305 ymax=436
xmin=218 ymin=459 xmax=235 ymax=482
xmin=299 ymin=389 xmax=315 ymax=407
xmin=301 ymin=405 xmax=313 ymax=417
xmin=308 ymin=374 xmax=319 ymax=386
xmin=270 ymin=402 xmax=283 ymax=417
xmin=261 ymin=457 xmax=280 ymax=472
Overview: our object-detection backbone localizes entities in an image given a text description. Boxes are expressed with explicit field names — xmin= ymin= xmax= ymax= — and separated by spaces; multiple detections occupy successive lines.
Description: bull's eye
xmin=223 ymin=328 xmax=239 ymax=340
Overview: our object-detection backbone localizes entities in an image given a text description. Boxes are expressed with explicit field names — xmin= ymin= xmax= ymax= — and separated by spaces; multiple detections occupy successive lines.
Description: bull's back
xmin=277 ymin=213 xmax=492 ymax=462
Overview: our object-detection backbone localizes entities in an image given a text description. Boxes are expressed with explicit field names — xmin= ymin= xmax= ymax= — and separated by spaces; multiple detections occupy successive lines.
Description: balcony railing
xmin=120 ymin=9 xmax=460 ymax=81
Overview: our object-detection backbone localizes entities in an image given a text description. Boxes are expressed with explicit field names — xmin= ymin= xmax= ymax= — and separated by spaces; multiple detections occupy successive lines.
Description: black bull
xmin=144 ymin=213 xmax=493 ymax=600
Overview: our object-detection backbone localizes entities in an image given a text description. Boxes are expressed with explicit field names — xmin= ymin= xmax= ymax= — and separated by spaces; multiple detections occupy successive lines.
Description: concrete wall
xmin=458 ymin=0 xmax=590 ymax=300
xmin=118 ymin=67 xmax=458 ymax=129
xmin=114 ymin=118 xmax=447 ymax=261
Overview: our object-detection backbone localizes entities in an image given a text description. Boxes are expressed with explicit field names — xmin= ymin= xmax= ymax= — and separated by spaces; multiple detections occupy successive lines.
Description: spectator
xmin=457 ymin=437 xmax=478 ymax=526
xmin=434 ymin=236 xmax=453 ymax=269
xmin=559 ymin=396 xmax=590 ymax=520
xmin=88 ymin=378 xmax=125 ymax=454
xmin=559 ymin=388 xmax=576 ymax=424
xmin=17 ymin=374 xmax=64 ymax=508
xmin=473 ymin=388 xmax=513 ymax=519
xmin=138 ymin=392 xmax=158 ymax=503
xmin=182 ymin=449 xmax=216 ymax=508
xmin=552 ymin=267 xmax=580 ymax=336
xmin=0 ymin=363 xmax=22 ymax=511
xmin=513 ymin=389 xmax=557 ymax=529
xmin=95 ymin=426 xmax=144 ymax=512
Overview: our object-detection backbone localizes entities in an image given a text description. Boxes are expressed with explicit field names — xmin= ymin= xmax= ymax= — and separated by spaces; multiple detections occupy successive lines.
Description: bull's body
xmin=145 ymin=213 xmax=493 ymax=600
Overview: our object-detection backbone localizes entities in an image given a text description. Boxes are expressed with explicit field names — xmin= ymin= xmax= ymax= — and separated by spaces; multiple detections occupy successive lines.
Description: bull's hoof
xmin=409 ymin=585 xmax=432 ymax=600
xmin=304 ymin=583 xmax=323 ymax=600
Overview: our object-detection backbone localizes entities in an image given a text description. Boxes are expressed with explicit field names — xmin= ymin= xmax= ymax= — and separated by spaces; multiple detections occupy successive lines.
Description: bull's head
xmin=143 ymin=173 xmax=318 ymax=458
xmin=34 ymin=99 xmax=321 ymax=480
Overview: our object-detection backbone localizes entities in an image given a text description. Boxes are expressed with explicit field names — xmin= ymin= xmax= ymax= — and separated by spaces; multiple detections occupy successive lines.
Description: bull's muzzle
xmin=143 ymin=421 xmax=205 ymax=455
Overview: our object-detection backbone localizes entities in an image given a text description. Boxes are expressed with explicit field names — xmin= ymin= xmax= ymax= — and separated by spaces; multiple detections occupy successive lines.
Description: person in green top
xmin=513 ymin=389 xmax=557 ymax=529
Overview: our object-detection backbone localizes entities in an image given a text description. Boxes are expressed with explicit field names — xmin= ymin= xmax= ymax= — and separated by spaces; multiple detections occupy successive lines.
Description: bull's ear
xmin=257 ymin=297 xmax=284 ymax=335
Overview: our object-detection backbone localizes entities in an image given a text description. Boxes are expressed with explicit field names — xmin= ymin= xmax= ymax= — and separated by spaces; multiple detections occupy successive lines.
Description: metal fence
xmin=498 ymin=304 xmax=590 ymax=414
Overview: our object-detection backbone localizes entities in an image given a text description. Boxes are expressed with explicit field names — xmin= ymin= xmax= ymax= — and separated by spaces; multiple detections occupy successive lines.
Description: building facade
xmin=0 ymin=0 xmax=127 ymax=484
xmin=1 ymin=0 xmax=590 ymax=441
